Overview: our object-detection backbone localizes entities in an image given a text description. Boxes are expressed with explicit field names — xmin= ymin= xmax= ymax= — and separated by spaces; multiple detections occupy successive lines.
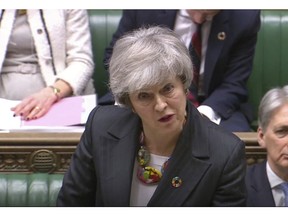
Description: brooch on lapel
xmin=217 ymin=32 xmax=226 ymax=40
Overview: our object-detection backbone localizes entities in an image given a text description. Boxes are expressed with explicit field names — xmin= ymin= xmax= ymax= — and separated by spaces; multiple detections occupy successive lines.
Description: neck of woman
xmin=142 ymin=129 xmax=181 ymax=157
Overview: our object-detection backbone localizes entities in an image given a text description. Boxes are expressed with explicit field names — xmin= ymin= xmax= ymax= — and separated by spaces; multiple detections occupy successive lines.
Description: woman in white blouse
xmin=0 ymin=9 xmax=94 ymax=120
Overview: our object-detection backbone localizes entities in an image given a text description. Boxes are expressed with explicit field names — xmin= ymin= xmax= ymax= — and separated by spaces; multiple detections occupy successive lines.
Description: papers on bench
xmin=0 ymin=94 xmax=96 ymax=131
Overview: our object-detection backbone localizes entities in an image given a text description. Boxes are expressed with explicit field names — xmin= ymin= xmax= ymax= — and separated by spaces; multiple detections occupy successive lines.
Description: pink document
xmin=22 ymin=96 xmax=89 ymax=127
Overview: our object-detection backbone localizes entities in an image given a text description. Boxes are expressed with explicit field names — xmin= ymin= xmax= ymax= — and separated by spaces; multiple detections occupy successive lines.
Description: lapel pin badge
xmin=172 ymin=176 xmax=182 ymax=188
xmin=218 ymin=32 xmax=226 ymax=40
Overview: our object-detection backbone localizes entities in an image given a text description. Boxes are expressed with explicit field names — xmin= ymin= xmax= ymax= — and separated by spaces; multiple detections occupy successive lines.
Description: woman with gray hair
xmin=57 ymin=26 xmax=246 ymax=206
xmin=109 ymin=26 xmax=192 ymax=106
xmin=246 ymin=86 xmax=288 ymax=206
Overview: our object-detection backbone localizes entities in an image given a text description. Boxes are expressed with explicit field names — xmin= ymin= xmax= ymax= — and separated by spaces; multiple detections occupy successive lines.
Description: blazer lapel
xmin=148 ymin=103 xmax=211 ymax=206
xmin=0 ymin=10 xmax=16 ymax=72
xmin=250 ymin=161 xmax=276 ymax=206
xmin=27 ymin=9 xmax=56 ymax=84
xmin=204 ymin=11 xmax=229 ymax=93
xmin=100 ymin=112 xmax=141 ymax=206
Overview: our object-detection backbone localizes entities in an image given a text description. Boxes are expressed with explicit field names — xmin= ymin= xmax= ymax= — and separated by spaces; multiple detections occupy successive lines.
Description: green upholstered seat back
xmin=88 ymin=9 xmax=122 ymax=98
xmin=248 ymin=10 xmax=288 ymax=129
xmin=0 ymin=173 xmax=63 ymax=207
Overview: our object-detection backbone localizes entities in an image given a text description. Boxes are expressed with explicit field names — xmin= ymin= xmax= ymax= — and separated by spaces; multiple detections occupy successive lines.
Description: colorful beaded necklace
xmin=137 ymin=132 xmax=169 ymax=184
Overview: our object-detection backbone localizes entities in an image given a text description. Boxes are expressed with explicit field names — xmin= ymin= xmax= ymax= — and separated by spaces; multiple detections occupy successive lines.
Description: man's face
xmin=258 ymin=103 xmax=288 ymax=180
xmin=186 ymin=10 xmax=220 ymax=24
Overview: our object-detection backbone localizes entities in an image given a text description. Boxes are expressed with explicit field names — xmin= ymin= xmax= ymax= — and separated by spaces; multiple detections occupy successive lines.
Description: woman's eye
xmin=138 ymin=92 xmax=151 ymax=100
xmin=163 ymin=84 xmax=174 ymax=94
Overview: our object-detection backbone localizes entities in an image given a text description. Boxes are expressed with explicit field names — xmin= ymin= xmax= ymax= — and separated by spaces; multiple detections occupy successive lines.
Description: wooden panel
xmin=0 ymin=132 xmax=265 ymax=173
xmin=0 ymin=132 xmax=80 ymax=173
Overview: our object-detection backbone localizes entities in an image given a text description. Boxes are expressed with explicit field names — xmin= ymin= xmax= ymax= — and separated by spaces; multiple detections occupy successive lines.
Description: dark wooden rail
xmin=0 ymin=132 xmax=80 ymax=173
xmin=0 ymin=132 xmax=265 ymax=173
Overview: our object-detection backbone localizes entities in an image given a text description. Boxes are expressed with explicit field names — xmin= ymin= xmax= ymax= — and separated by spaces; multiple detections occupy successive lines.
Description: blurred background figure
xmin=101 ymin=9 xmax=261 ymax=132
xmin=246 ymin=85 xmax=288 ymax=206
xmin=0 ymin=9 xmax=94 ymax=120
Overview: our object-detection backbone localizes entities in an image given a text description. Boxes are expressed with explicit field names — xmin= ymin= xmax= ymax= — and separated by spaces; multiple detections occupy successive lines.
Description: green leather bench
xmin=88 ymin=9 xmax=122 ymax=98
xmin=248 ymin=10 xmax=288 ymax=130
xmin=0 ymin=173 xmax=63 ymax=207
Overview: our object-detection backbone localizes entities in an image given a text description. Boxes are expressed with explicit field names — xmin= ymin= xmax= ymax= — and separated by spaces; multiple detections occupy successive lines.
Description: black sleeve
xmin=103 ymin=10 xmax=139 ymax=72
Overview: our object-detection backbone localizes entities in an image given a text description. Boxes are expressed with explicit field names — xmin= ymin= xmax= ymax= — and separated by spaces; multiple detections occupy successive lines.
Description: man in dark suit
xmin=246 ymin=86 xmax=288 ymax=207
xmin=100 ymin=10 xmax=261 ymax=132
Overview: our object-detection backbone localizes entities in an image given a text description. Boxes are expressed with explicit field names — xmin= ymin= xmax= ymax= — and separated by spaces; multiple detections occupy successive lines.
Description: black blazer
xmin=246 ymin=160 xmax=276 ymax=206
xmin=103 ymin=10 xmax=261 ymax=124
xmin=57 ymin=102 xmax=246 ymax=206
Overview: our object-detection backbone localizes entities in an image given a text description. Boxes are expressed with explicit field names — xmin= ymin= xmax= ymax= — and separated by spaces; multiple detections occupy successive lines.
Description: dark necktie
xmin=187 ymin=23 xmax=202 ymax=107
xmin=281 ymin=182 xmax=288 ymax=206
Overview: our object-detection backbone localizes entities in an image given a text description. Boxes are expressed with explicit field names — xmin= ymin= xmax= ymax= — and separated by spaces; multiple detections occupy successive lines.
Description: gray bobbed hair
xmin=108 ymin=25 xmax=193 ymax=107
xmin=258 ymin=85 xmax=288 ymax=131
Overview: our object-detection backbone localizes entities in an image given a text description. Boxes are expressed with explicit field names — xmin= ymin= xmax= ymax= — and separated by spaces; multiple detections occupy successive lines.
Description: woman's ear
xmin=257 ymin=127 xmax=266 ymax=149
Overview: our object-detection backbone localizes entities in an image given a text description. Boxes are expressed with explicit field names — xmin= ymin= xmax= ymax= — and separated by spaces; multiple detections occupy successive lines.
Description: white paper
xmin=0 ymin=94 xmax=97 ymax=130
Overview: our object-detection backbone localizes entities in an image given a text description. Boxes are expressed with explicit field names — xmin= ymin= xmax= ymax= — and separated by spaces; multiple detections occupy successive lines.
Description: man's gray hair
xmin=258 ymin=85 xmax=288 ymax=131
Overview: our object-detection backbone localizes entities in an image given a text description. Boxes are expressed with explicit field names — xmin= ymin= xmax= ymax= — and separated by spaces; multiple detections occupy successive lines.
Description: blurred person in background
xmin=101 ymin=9 xmax=261 ymax=132
xmin=0 ymin=9 xmax=94 ymax=120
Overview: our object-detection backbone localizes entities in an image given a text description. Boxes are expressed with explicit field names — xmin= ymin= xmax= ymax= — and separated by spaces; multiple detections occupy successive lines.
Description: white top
xmin=130 ymin=153 xmax=169 ymax=206
xmin=0 ymin=13 xmax=44 ymax=100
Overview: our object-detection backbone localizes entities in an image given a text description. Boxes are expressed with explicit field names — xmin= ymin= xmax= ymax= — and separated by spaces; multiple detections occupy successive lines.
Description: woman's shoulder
xmin=85 ymin=105 xmax=139 ymax=137
xmin=197 ymin=115 xmax=245 ymax=153
xmin=91 ymin=105 xmax=132 ymax=119
xmin=87 ymin=105 xmax=137 ymax=127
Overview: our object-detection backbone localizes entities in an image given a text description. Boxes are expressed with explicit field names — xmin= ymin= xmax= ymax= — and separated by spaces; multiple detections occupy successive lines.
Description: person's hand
xmin=11 ymin=87 xmax=58 ymax=120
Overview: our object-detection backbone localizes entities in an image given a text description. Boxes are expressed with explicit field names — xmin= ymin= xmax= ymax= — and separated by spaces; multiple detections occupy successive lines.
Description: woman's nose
xmin=154 ymin=95 xmax=167 ymax=111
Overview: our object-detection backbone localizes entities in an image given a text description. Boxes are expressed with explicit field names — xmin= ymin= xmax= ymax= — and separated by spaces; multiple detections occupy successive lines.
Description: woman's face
xmin=129 ymin=77 xmax=187 ymax=136
xmin=258 ymin=103 xmax=288 ymax=180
